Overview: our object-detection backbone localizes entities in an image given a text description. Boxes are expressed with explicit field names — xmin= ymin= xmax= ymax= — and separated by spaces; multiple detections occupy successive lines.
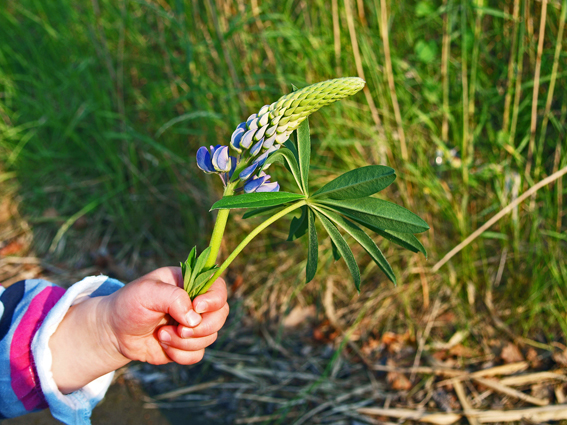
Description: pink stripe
xmin=10 ymin=285 xmax=65 ymax=411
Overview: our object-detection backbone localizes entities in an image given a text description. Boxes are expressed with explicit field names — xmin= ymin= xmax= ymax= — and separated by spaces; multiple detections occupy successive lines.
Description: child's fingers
xmin=158 ymin=326 xmax=217 ymax=351
xmin=139 ymin=280 xmax=199 ymax=328
xmin=192 ymin=278 xmax=228 ymax=314
xmin=159 ymin=346 xmax=206 ymax=366
xmin=177 ymin=303 xmax=229 ymax=338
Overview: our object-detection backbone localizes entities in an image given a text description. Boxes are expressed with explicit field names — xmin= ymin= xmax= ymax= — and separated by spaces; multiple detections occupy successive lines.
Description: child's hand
xmin=49 ymin=267 xmax=229 ymax=393
xmin=105 ymin=267 xmax=229 ymax=365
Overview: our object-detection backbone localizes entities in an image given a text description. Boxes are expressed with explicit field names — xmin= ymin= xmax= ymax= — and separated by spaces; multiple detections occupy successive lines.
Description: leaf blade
xmin=314 ymin=207 xmax=396 ymax=284
xmin=318 ymin=197 xmax=430 ymax=233
xmin=311 ymin=165 xmax=396 ymax=200
xmin=211 ymin=192 xmax=305 ymax=210
xmin=314 ymin=210 xmax=361 ymax=291
xmin=265 ymin=148 xmax=303 ymax=193
xmin=306 ymin=208 xmax=318 ymax=283
xmin=288 ymin=206 xmax=308 ymax=241
xmin=296 ymin=118 xmax=311 ymax=195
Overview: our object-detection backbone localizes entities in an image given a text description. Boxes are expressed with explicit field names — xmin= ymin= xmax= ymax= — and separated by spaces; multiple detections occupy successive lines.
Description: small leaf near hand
xmin=211 ymin=192 xmax=305 ymax=210
xmin=311 ymin=165 xmax=396 ymax=200
xmin=318 ymin=197 xmax=430 ymax=233
xmin=314 ymin=210 xmax=361 ymax=291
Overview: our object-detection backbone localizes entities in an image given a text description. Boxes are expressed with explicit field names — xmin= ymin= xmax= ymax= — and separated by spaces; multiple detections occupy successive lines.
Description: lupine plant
xmin=182 ymin=78 xmax=429 ymax=299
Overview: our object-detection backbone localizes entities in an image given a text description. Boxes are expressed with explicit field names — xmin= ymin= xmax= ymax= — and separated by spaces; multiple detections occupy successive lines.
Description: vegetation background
xmin=1 ymin=0 xmax=566 ymax=422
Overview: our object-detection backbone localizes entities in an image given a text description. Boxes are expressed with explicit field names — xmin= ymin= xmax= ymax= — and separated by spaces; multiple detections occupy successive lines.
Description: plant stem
xmin=197 ymin=199 xmax=307 ymax=295
xmin=205 ymin=183 xmax=236 ymax=268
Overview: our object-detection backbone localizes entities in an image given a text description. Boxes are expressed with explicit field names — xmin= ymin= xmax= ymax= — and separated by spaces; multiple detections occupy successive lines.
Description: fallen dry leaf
xmin=448 ymin=344 xmax=478 ymax=358
xmin=283 ymin=305 xmax=315 ymax=328
xmin=501 ymin=342 xmax=524 ymax=363
xmin=0 ymin=240 xmax=24 ymax=256
xmin=552 ymin=349 xmax=567 ymax=367
xmin=387 ymin=371 xmax=412 ymax=391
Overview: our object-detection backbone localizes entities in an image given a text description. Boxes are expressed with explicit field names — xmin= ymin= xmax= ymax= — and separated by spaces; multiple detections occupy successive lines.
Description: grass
xmin=0 ymin=0 xmax=566 ymax=342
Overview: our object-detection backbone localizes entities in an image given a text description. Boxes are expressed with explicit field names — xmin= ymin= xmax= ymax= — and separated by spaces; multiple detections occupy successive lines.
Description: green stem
xmin=197 ymin=199 xmax=307 ymax=295
xmin=205 ymin=183 xmax=236 ymax=268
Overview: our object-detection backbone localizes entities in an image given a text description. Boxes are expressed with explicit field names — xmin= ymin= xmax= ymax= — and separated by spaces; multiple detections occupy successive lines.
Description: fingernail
xmin=160 ymin=342 xmax=169 ymax=350
xmin=194 ymin=301 xmax=208 ymax=314
xmin=160 ymin=330 xmax=172 ymax=343
xmin=185 ymin=310 xmax=202 ymax=327
xmin=180 ymin=327 xmax=194 ymax=338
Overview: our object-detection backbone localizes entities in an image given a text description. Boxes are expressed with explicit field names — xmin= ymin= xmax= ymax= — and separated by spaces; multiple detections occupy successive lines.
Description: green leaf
xmin=315 ymin=207 xmax=396 ymax=284
xmin=318 ymin=197 xmax=430 ymax=233
xmin=331 ymin=240 xmax=341 ymax=261
xmin=183 ymin=246 xmax=197 ymax=292
xmin=264 ymin=148 xmax=303 ymax=193
xmin=376 ymin=229 xmax=427 ymax=257
xmin=306 ymin=208 xmax=318 ymax=283
xmin=311 ymin=165 xmax=396 ymax=200
xmin=288 ymin=206 xmax=308 ymax=241
xmin=211 ymin=192 xmax=305 ymax=210
xmin=284 ymin=139 xmax=300 ymax=162
xmin=314 ymin=210 xmax=361 ymax=291
xmin=296 ymin=118 xmax=311 ymax=195
xmin=190 ymin=267 xmax=219 ymax=298
xmin=190 ymin=246 xmax=211 ymax=286
xmin=242 ymin=205 xmax=284 ymax=219
xmin=340 ymin=216 xmax=427 ymax=256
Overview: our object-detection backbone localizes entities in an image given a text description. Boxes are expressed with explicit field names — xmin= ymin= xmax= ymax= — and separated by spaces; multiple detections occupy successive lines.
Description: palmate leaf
xmin=306 ymin=208 xmax=318 ymax=283
xmin=311 ymin=165 xmax=396 ymax=200
xmin=190 ymin=246 xmax=211 ymax=286
xmin=211 ymin=192 xmax=305 ymax=210
xmin=182 ymin=246 xmax=197 ymax=292
xmin=296 ymin=118 xmax=311 ymax=196
xmin=318 ymin=197 xmax=430 ymax=233
xmin=313 ymin=210 xmax=361 ymax=291
xmin=314 ymin=207 xmax=396 ymax=284
xmin=264 ymin=148 xmax=303 ymax=194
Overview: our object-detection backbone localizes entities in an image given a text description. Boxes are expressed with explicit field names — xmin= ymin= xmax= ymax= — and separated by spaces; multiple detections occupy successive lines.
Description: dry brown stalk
xmin=359 ymin=404 xmax=567 ymax=423
xmin=525 ymin=0 xmax=548 ymax=179
xmin=343 ymin=0 xmax=386 ymax=142
xmin=499 ymin=371 xmax=567 ymax=386
xmin=453 ymin=379 xmax=481 ymax=425
xmin=432 ymin=165 xmax=567 ymax=272
xmin=436 ymin=362 xmax=530 ymax=387
xmin=378 ymin=0 xmax=407 ymax=161
xmin=473 ymin=377 xmax=549 ymax=406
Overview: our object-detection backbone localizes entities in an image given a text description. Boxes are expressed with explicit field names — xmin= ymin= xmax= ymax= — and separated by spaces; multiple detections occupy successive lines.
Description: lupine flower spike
xmin=183 ymin=77 xmax=427 ymax=302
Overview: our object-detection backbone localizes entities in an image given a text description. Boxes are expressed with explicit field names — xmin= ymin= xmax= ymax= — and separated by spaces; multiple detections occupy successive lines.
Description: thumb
xmin=139 ymin=280 xmax=199 ymax=328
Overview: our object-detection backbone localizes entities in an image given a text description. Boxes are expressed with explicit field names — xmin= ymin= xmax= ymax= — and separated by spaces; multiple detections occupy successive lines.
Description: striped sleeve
xmin=0 ymin=275 xmax=124 ymax=424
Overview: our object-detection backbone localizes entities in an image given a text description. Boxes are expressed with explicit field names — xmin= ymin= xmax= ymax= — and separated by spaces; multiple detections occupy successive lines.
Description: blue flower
xmin=230 ymin=122 xmax=246 ymax=153
xmin=196 ymin=146 xmax=215 ymax=173
xmin=212 ymin=145 xmax=231 ymax=172
xmin=244 ymin=172 xmax=279 ymax=193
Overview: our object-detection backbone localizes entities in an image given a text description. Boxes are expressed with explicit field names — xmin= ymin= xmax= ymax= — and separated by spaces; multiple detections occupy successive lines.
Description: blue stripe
xmin=89 ymin=278 xmax=123 ymax=298
xmin=0 ymin=281 xmax=26 ymax=342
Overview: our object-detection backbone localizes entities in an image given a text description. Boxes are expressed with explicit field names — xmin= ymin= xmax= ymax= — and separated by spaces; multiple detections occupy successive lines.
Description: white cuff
xmin=32 ymin=275 xmax=124 ymax=425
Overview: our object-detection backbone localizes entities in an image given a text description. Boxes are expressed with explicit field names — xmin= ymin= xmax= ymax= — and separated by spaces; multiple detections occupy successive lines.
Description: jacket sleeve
xmin=0 ymin=275 xmax=124 ymax=425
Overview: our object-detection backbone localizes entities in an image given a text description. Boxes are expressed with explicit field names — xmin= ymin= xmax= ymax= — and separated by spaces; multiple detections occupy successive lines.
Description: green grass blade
xmin=306 ymin=208 xmax=318 ymax=283
xmin=318 ymin=197 xmax=430 ymax=233
xmin=314 ymin=207 xmax=396 ymax=284
xmin=314 ymin=210 xmax=361 ymax=291
xmin=211 ymin=192 xmax=305 ymax=210
xmin=311 ymin=165 xmax=396 ymax=200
